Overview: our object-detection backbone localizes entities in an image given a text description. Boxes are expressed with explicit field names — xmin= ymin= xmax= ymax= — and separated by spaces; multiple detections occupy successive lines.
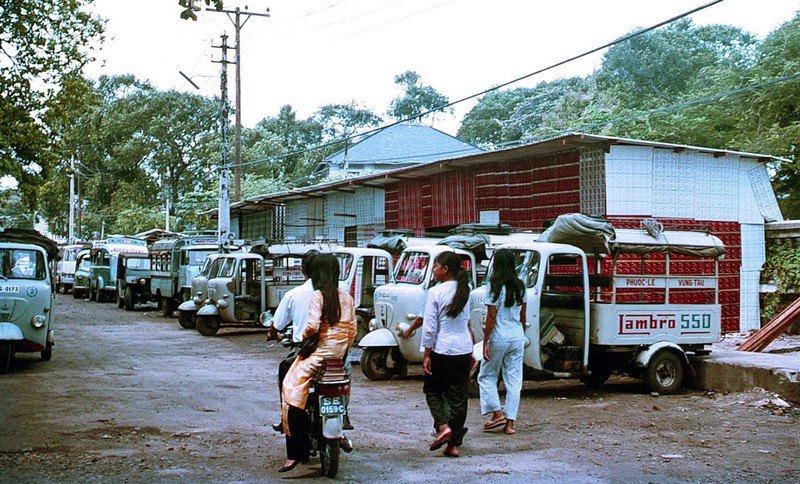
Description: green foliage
xmin=761 ymin=238 xmax=800 ymax=321
xmin=458 ymin=88 xmax=534 ymax=147
xmin=388 ymin=70 xmax=452 ymax=122
xmin=178 ymin=0 xmax=223 ymax=21
xmin=0 ymin=0 xmax=103 ymax=211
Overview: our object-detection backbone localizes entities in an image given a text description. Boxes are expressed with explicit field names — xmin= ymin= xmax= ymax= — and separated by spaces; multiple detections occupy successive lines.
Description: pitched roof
xmin=316 ymin=122 xmax=483 ymax=172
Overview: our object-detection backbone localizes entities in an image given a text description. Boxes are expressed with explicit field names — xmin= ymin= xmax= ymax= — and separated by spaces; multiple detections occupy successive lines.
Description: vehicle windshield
xmin=184 ymin=249 xmax=216 ymax=267
xmin=484 ymin=249 xmax=541 ymax=288
xmin=62 ymin=247 xmax=80 ymax=262
xmin=336 ymin=253 xmax=354 ymax=281
xmin=77 ymin=256 xmax=91 ymax=272
xmin=218 ymin=257 xmax=236 ymax=278
xmin=200 ymin=256 xmax=216 ymax=277
xmin=394 ymin=251 xmax=430 ymax=284
xmin=126 ymin=257 xmax=151 ymax=270
xmin=1 ymin=249 xmax=47 ymax=280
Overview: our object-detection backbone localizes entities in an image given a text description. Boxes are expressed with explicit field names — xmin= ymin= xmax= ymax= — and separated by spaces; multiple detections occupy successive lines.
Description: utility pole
xmin=207 ymin=6 xmax=270 ymax=202
xmin=212 ymin=33 xmax=232 ymax=244
xmin=68 ymin=157 xmax=75 ymax=245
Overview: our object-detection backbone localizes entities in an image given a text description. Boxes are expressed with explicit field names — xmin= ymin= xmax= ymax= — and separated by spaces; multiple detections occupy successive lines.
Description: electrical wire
xmin=224 ymin=0 xmax=726 ymax=172
xmin=332 ymin=0 xmax=457 ymax=41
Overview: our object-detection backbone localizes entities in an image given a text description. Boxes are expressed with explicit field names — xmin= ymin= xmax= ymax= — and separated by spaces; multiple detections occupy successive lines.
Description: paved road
xmin=1 ymin=295 xmax=799 ymax=483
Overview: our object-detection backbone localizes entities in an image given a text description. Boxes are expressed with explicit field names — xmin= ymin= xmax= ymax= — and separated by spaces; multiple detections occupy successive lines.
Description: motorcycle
xmin=308 ymin=358 xmax=353 ymax=477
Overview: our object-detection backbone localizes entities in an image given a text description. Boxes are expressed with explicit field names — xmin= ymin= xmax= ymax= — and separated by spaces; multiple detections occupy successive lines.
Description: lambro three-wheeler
xmin=0 ymin=228 xmax=59 ymax=374
xmin=468 ymin=213 xmax=725 ymax=395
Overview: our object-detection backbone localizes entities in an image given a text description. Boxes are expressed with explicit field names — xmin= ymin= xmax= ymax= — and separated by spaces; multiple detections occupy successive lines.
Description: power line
xmin=225 ymin=0 xmax=726 ymax=172
xmin=332 ymin=0 xmax=458 ymax=41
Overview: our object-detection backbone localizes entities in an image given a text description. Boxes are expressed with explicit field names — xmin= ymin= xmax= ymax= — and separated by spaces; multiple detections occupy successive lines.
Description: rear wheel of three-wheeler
xmin=645 ymin=350 xmax=684 ymax=395
xmin=0 ymin=342 xmax=14 ymax=374
xmin=178 ymin=310 xmax=197 ymax=329
xmin=160 ymin=297 xmax=174 ymax=317
xmin=580 ymin=362 xmax=613 ymax=388
xmin=196 ymin=315 xmax=220 ymax=336
xmin=124 ymin=287 xmax=135 ymax=311
xmin=41 ymin=340 xmax=53 ymax=361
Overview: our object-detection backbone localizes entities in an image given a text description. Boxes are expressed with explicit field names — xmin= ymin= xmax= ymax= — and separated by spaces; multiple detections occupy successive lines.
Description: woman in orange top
xmin=279 ymin=254 xmax=357 ymax=473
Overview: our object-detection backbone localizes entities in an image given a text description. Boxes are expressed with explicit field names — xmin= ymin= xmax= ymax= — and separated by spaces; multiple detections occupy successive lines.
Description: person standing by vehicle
xmin=268 ymin=250 xmax=319 ymax=432
xmin=279 ymin=254 xmax=357 ymax=473
xmin=477 ymin=248 xmax=527 ymax=435
xmin=423 ymin=252 xmax=474 ymax=458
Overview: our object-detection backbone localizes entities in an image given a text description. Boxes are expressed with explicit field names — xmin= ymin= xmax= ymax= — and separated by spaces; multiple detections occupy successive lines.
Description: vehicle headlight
xmin=368 ymin=319 xmax=377 ymax=331
xmin=217 ymin=299 xmax=229 ymax=309
xmin=192 ymin=296 xmax=203 ymax=305
xmin=31 ymin=315 xmax=47 ymax=328
xmin=138 ymin=278 xmax=147 ymax=285
xmin=405 ymin=313 xmax=417 ymax=321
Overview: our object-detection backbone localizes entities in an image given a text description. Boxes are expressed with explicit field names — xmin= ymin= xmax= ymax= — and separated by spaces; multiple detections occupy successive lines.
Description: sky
xmin=84 ymin=0 xmax=800 ymax=136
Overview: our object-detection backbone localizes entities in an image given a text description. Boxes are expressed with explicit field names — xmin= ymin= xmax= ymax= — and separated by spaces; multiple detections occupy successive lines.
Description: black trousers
xmin=423 ymin=351 xmax=472 ymax=447
xmin=277 ymin=352 xmax=297 ymax=400
xmin=285 ymin=404 xmax=310 ymax=461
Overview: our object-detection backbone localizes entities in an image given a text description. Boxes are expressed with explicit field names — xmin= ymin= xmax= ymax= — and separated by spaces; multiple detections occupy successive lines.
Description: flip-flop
xmin=483 ymin=418 xmax=507 ymax=431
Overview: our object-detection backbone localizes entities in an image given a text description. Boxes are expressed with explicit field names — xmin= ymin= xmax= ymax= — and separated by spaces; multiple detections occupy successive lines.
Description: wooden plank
xmin=738 ymin=297 xmax=800 ymax=352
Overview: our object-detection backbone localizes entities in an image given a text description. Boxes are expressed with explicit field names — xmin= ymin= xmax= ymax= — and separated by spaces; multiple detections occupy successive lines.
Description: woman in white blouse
xmin=422 ymin=251 xmax=474 ymax=458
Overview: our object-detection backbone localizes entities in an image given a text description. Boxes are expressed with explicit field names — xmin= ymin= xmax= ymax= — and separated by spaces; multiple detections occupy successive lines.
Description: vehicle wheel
xmin=360 ymin=347 xmax=394 ymax=381
xmin=41 ymin=340 xmax=53 ymax=361
xmin=320 ymin=437 xmax=340 ymax=478
xmin=196 ymin=315 xmax=220 ymax=336
xmin=117 ymin=285 xmax=125 ymax=308
xmin=178 ymin=310 xmax=197 ymax=329
xmin=161 ymin=297 xmax=174 ymax=317
xmin=468 ymin=363 xmax=480 ymax=398
xmin=72 ymin=288 xmax=82 ymax=299
xmin=580 ymin=363 xmax=613 ymax=388
xmin=124 ymin=287 xmax=135 ymax=311
xmin=645 ymin=350 xmax=684 ymax=395
xmin=89 ymin=284 xmax=97 ymax=301
xmin=0 ymin=342 xmax=14 ymax=374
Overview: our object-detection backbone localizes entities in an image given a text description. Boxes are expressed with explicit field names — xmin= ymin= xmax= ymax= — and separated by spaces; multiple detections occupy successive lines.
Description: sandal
xmin=483 ymin=417 xmax=507 ymax=431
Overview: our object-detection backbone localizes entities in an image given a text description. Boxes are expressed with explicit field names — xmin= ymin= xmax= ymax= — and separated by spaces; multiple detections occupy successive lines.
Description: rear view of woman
xmin=279 ymin=254 xmax=357 ymax=472
xmin=478 ymin=248 xmax=527 ymax=434
xmin=422 ymin=251 xmax=474 ymax=458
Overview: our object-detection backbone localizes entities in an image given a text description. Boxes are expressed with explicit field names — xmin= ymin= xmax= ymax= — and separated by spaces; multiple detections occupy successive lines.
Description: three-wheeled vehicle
xmin=55 ymin=243 xmax=89 ymax=293
xmin=468 ymin=214 xmax=725 ymax=395
xmin=115 ymin=253 xmax=152 ymax=310
xmin=176 ymin=252 xmax=223 ymax=329
xmin=149 ymin=235 xmax=220 ymax=317
xmin=335 ymin=247 xmax=393 ymax=342
xmin=71 ymin=249 xmax=91 ymax=299
xmin=195 ymin=241 xmax=336 ymax=336
xmin=0 ymin=228 xmax=59 ymax=374
xmin=87 ymin=236 xmax=149 ymax=302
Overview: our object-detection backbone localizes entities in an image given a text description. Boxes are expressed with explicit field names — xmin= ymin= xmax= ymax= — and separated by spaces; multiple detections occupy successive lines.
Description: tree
xmin=178 ymin=0 xmax=223 ymax=21
xmin=458 ymin=88 xmax=534 ymax=147
xmin=0 ymin=0 xmax=103 ymax=211
xmin=313 ymin=102 xmax=383 ymax=141
xmin=506 ymin=77 xmax=593 ymax=140
xmin=388 ymin=70 xmax=452 ymax=122
xmin=251 ymin=105 xmax=323 ymax=181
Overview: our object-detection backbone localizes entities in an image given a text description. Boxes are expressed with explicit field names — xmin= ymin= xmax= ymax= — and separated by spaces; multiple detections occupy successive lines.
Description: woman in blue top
xmin=422 ymin=251 xmax=474 ymax=458
xmin=478 ymin=249 xmax=527 ymax=434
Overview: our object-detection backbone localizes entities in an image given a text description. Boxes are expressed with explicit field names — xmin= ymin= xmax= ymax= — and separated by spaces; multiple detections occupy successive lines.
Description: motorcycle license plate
xmin=319 ymin=396 xmax=345 ymax=416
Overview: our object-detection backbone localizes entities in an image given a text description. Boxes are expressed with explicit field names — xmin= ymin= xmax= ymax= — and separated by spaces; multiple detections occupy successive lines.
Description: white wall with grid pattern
xmin=323 ymin=188 xmax=385 ymax=246
xmin=740 ymin=223 xmax=766 ymax=331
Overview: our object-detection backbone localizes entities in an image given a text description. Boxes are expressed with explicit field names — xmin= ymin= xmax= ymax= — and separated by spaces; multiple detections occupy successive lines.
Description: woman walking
xmin=422 ymin=251 xmax=474 ymax=458
xmin=478 ymin=248 xmax=527 ymax=435
xmin=279 ymin=254 xmax=357 ymax=472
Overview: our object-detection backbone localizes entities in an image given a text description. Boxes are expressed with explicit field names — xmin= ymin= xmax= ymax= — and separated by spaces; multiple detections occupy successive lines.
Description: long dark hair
xmin=489 ymin=248 xmax=525 ymax=307
xmin=311 ymin=253 xmax=341 ymax=326
xmin=435 ymin=252 xmax=471 ymax=318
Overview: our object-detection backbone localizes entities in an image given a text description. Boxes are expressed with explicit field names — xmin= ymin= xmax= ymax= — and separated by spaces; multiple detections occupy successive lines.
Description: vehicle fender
xmin=0 ymin=323 xmax=24 ymax=341
xmin=178 ymin=300 xmax=198 ymax=312
xmin=322 ymin=415 xmax=344 ymax=439
xmin=636 ymin=341 xmax=690 ymax=370
xmin=196 ymin=305 xmax=220 ymax=317
xmin=358 ymin=327 xmax=398 ymax=348
xmin=97 ymin=276 xmax=105 ymax=290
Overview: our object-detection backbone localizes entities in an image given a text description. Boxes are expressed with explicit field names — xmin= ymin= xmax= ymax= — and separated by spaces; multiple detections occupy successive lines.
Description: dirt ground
xmin=1 ymin=295 xmax=799 ymax=483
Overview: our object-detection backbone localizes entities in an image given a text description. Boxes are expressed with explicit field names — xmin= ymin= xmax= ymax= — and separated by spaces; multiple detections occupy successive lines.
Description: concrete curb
xmin=690 ymin=349 xmax=800 ymax=404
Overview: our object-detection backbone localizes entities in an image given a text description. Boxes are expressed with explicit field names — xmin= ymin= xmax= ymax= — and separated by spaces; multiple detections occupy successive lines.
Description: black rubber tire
xmin=72 ymin=288 xmax=82 ymax=299
xmin=320 ymin=437 xmax=340 ymax=478
xmin=196 ymin=315 xmax=220 ymax=336
xmin=124 ymin=287 xmax=135 ymax=311
xmin=359 ymin=347 xmax=395 ymax=381
xmin=0 ymin=341 xmax=14 ymax=374
xmin=41 ymin=340 xmax=53 ymax=361
xmin=161 ymin=297 xmax=174 ymax=317
xmin=178 ymin=310 xmax=197 ymax=329
xmin=580 ymin=363 xmax=613 ymax=388
xmin=645 ymin=350 xmax=684 ymax=395
xmin=117 ymin=284 xmax=125 ymax=308
xmin=89 ymin=283 xmax=97 ymax=301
